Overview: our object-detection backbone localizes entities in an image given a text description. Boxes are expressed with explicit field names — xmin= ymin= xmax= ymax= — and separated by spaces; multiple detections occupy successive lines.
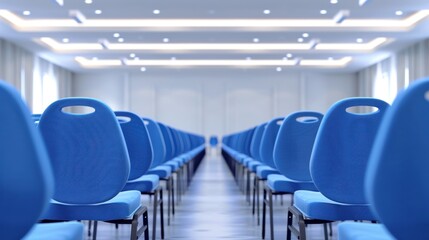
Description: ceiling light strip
xmin=39 ymin=37 xmax=387 ymax=52
xmin=75 ymin=57 xmax=352 ymax=67
xmin=2 ymin=10 xmax=428 ymax=30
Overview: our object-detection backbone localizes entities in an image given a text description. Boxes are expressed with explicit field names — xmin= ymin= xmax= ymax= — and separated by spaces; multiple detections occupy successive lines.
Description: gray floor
xmin=90 ymin=149 xmax=337 ymax=240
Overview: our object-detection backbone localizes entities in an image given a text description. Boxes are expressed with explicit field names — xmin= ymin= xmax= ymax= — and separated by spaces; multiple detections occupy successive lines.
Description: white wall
xmin=72 ymin=69 xmax=357 ymax=136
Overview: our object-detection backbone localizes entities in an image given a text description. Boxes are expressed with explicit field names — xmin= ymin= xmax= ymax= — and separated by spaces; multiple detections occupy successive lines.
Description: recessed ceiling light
xmin=140 ymin=67 xmax=146 ymax=72
xmin=92 ymin=57 xmax=98 ymax=60
xmin=171 ymin=57 xmax=176 ymax=60
xmin=253 ymin=38 xmax=259 ymax=43
xmin=23 ymin=10 xmax=31 ymax=16
xmin=163 ymin=38 xmax=169 ymax=43
xmin=395 ymin=10 xmax=403 ymax=16
xmin=55 ymin=0 xmax=64 ymax=6
xmin=94 ymin=10 xmax=102 ymax=15
xmin=153 ymin=9 xmax=160 ymax=15
xmin=328 ymin=57 xmax=334 ymax=60
xmin=320 ymin=10 xmax=327 ymax=15
xmin=330 ymin=0 xmax=338 ymax=4
xmin=297 ymin=38 xmax=304 ymax=42
xmin=356 ymin=38 xmax=363 ymax=43
xmin=287 ymin=53 xmax=293 ymax=58
xmin=62 ymin=38 xmax=69 ymax=43
xmin=302 ymin=33 xmax=309 ymax=38
xmin=118 ymin=38 xmax=124 ymax=42
xmin=130 ymin=53 xmax=136 ymax=58
xmin=113 ymin=33 xmax=120 ymax=38
xmin=263 ymin=10 xmax=271 ymax=15
xmin=85 ymin=0 xmax=93 ymax=4
xmin=246 ymin=57 xmax=252 ymax=60
xmin=276 ymin=67 xmax=282 ymax=72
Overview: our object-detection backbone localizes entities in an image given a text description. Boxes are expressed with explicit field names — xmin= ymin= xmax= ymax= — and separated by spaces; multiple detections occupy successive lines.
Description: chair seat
xmin=123 ymin=174 xmax=160 ymax=193
xmin=294 ymin=190 xmax=376 ymax=221
xmin=256 ymin=165 xmax=278 ymax=179
xmin=247 ymin=160 xmax=262 ymax=172
xmin=163 ymin=161 xmax=181 ymax=171
xmin=43 ymin=190 xmax=141 ymax=221
xmin=147 ymin=165 xmax=172 ymax=178
xmin=338 ymin=222 xmax=395 ymax=240
xmin=266 ymin=174 xmax=317 ymax=192
xmin=23 ymin=222 xmax=84 ymax=240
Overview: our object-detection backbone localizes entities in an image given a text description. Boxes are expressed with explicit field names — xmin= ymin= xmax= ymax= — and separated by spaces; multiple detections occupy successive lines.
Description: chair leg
xmin=256 ymin=176 xmax=260 ymax=225
xmin=130 ymin=206 xmax=149 ymax=240
xmin=269 ymin=190 xmax=274 ymax=240
xmin=262 ymin=188 xmax=267 ymax=239
xmin=159 ymin=188 xmax=165 ymax=239
xmin=246 ymin=169 xmax=251 ymax=204
xmin=88 ymin=220 xmax=92 ymax=237
xmin=152 ymin=190 xmax=158 ymax=240
xmin=252 ymin=175 xmax=256 ymax=215
xmin=287 ymin=205 xmax=307 ymax=240
xmin=165 ymin=178 xmax=171 ymax=226
xmin=323 ymin=223 xmax=328 ymax=240
xmin=92 ymin=221 xmax=98 ymax=240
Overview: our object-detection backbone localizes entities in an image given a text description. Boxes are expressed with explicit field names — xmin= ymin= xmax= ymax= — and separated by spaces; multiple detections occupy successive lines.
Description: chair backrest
xmin=273 ymin=111 xmax=323 ymax=181
xmin=259 ymin=117 xmax=284 ymax=168
xmin=38 ymin=98 xmax=130 ymax=204
xmin=0 ymin=81 xmax=54 ymax=239
xmin=142 ymin=118 xmax=166 ymax=168
xmin=209 ymin=135 xmax=218 ymax=146
xmin=366 ymin=79 xmax=429 ymax=239
xmin=158 ymin=122 xmax=174 ymax=161
xmin=310 ymin=98 xmax=389 ymax=204
xmin=250 ymin=122 xmax=267 ymax=161
xmin=116 ymin=111 xmax=152 ymax=180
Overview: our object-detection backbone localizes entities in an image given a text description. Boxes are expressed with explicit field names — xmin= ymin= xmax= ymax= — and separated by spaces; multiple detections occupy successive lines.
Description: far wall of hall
xmin=72 ymin=69 xmax=357 ymax=136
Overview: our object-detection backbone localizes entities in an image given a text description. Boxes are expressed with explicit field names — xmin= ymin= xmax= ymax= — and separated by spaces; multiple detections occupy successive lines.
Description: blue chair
xmin=116 ymin=111 xmax=164 ymax=240
xmin=244 ymin=123 xmax=267 ymax=205
xmin=209 ymin=135 xmax=218 ymax=147
xmin=338 ymin=79 xmax=429 ymax=240
xmin=38 ymin=98 xmax=149 ymax=240
xmin=0 ymin=81 xmax=83 ymax=240
xmin=254 ymin=117 xmax=283 ymax=225
xmin=143 ymin=118 xmax=175 ymax=222
xmin=262 ymin=111 xmax=322 ymax=240
xmin=286 ymin=98 xmax=389 ymax=240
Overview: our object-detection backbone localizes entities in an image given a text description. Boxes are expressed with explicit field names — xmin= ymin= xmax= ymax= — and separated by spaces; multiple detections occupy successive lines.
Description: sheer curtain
xmin=358 ymin=38 xmax=429 ymax=101
xmin=0 ymin=38 xmax=73 ymax=112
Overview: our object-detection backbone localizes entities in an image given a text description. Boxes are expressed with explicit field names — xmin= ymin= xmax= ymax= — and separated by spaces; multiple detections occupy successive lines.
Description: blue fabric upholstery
xmin=310 ymin=98 xmax=389 ymax=204
xmin=256 ymin=165 xmax=278 ymax=179
xmin=147 ymin=165 xmax=172 ymax=178
xmin=247 ymin=160 xmax=262 ymax=172
xmin=44 ymin=191 xmax=141 ymax=221
xmin=273 ymin=111 xmax=323 ymax=181
xmin=267 ymin=174 xmax=317 ymax=192
xmin=158 ymin=122 xmax=175 ymax=162
xmin=259 ymin=117 xmax=284 ymax=168
xmin=142 ymin=118 xmax=166 ymax=168
xmin=123 ymin=174 xmax=159 ymax=193
xmin=249 ymin=123 xmax=267 ymax=161
xmin=338 ymin=222 xmax=394 ymax=240
xmin=0 ymin=81 xmax=84 ymax=240
xmin=115 ymin=111 xmax=152 ymax=180
xmin=209 ymin=135 xmax=218 ymax=147
xmin=23 ymin=222 xmax=84 ymax=240
xmin=364 ymin=79 xmax=429 ymax=239
xmin=0 ymin=81 xmax=54 ymax=239
xmin=164 ymin=160 xmax=180 ymax=171
xmin=39 ymin=98 xmax=130 ymax=204
xmin=294 ymin=191 xmax=375 ymax=221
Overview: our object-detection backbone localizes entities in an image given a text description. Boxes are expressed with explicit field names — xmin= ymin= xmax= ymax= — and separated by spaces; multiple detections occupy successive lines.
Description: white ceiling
xmin=0 ymin=0 xmax=428 ymax=73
